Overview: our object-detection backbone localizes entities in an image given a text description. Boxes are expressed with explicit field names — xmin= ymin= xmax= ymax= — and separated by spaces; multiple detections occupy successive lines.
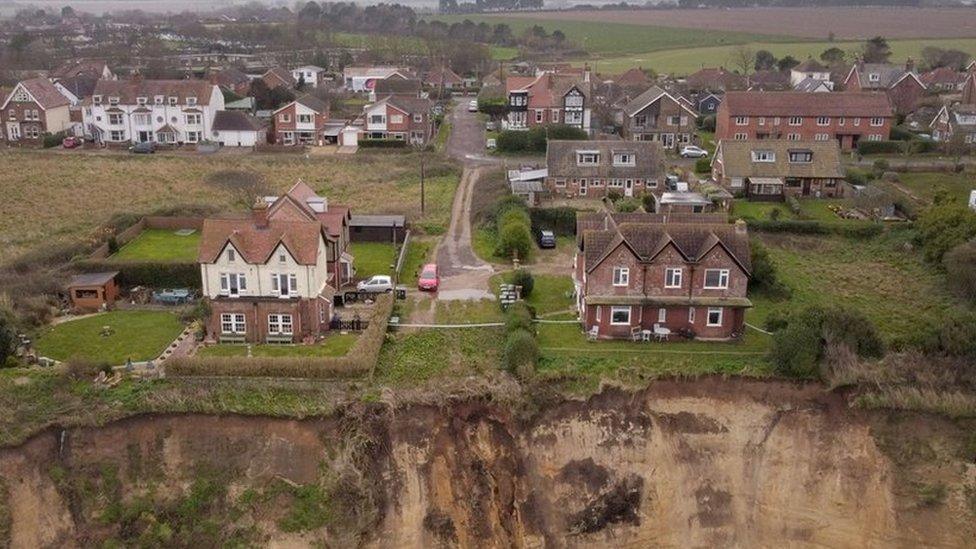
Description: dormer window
xmin=93 ymin=95 xmax=102 ymax=105
xmin=154 ymin=95 xmax=164 ymax=105
xmin=788 ymin=150 xmax=813 ymax=163
xmin=751 ymin=150 xmax=775 ymax=162
xmin=137 ymin=97 xmax=147 ymax=105
xmin=108 ymin=97 xmax=119 ymax=105
xmin=612 ymin=152 xmax=635 ymax=166
xmin=187 ymin=97 xmax=197 ymax=106
xmin=168 ymin=97 xmax=177 ymax=106
xmin=869 ymin=73 xmax=880 ymax=82
xmin=576 ymin=151 xmax=600 ymax=165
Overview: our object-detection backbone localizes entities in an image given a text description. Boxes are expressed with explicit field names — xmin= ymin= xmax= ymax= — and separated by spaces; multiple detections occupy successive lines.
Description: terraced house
xmin=505 ymin=70 xmax=592 ymax=134
xmin=545 ymin=140 xmax=666 ymax=199
xmin=843 ymin=60 xmax=926 ymax=115
xmin=198 ymin=181 xmax=352 ymax=344
xmin=711 ymin=139 xmax=846 ymax=199
xmin=574 ymin=212 xmax=751 ymax=341
xmin=715 ymin=92 xmax=894 ymax=150
xmin=622 ymin=86 xmax=699 ymax=149
xmin=83 ymin=79 xmax=224 ymax=145
xmin=1 ymin=78 xmax=71 ymax=146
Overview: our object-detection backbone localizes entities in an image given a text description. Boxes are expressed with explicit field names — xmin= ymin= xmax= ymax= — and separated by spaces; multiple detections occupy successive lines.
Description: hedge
xmin=74 ymin=260 xmax=200 ymax=289
xmin=857 ymin=139 xmax=937 ymax=155
xmin=529 ymin=207 xmax=576 ymax=236
xmin=359 ymin=139 xmax=407 ymax=148
xmin=167 ymin=293 xmax=394 ymax=379
xmin=745 ymin=219 xmax=883 ymax=238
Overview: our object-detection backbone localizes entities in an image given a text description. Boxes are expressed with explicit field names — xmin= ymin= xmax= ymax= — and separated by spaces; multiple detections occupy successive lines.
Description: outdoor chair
xmin=586 ymin=326 xmax=599 ymax=341
xmin=630 ymin=326 xmax=642 ymax=342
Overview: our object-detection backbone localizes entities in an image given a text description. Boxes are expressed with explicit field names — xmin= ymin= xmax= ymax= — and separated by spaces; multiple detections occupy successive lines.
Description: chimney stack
xmin=583 ymin=64 xmax=591 ymax=83
xmin=252 ymin=197 xmax=269 ymax=229
xmin=905 ymin=57 xmax=915 ymax=73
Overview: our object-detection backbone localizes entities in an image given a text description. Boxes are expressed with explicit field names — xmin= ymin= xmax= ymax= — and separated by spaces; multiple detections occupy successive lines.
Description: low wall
xmin=88 ymin=216 xmax=204 ymax=260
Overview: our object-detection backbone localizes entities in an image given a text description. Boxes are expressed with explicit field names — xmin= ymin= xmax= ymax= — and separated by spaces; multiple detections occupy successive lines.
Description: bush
xmin=544 ymin=124 xmax=588 ymax=141
xmin=749 ymin=241 xmax=790 ymax=298
xmin=503 ymin=329 xmax=538 ymax=375
xmin=606 ymin=190 xmax=623 ymax=202
xmin=358 ymin=139 xmax=407 ymax=148
xmin=889 ymin=126 xmax=914 ymax=141
xmin=845 ymin=167 xmax=870 ymax=186
xmin=496 ymin=221 xmax=533 ymax=261
xmin=770 ymin=306 xmax=883 ymax=379
xmin=510 ymin=269 xmax=535 ymax=298
xmin=504 ymin=301 xmax=534 ymax=333
xmin=64 ymin=359 xmax=113 ymax=381
xmin=857 ymin=140 xmax=903 ymax=155
xmin=768 ymin=208 xmax=781 ymax=221
xmin=916 ymin=202 xmax=976 ymax=263
xmin=42 ymin=132 xmax=66 ymax=149
xmin=694 ymin=158 xmax=710 ymax=174
xmin=496 ymin=130 xmax=529 ymax=153
xmin=785 ymin=196 xmax=802 ymax=215
xmin=745 ymin=219 xmax=883 ymax=238
xmin=698 ymin=114 xmax=716 ymax=132
xmin=497 ymin=205 xmax=531 ymax=231
xmin=944 ymin=239 xmax=976 ymax=302
xmin=872 ymin=159 xmax=890 ymax=173
xmin=529 ymin=207 xmax=576 ymax=236
xmin=616 ymin=198 xmax=641 ymax=213
xmin=496 ymin=124 xmax=586 ymax=153
xmin=0 ymin=313 xmax=15 ymax=365
xmin=935 ymin=311 xmax=976 ymax=358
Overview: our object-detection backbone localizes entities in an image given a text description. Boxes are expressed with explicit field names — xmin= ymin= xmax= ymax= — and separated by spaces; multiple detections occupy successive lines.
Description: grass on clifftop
xmin=35 ymin=311 xmax=184 ymax=364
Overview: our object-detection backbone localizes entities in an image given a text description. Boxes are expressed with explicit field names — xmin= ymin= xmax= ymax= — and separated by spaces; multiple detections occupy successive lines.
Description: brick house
xmin=1 ymin=78 xmax=72 ymax=145
xmin=843 ymin=61 xmax=926 ymax=115
xmin=711 ymin=139 xmax=846 ymax=200
xmin=361 ymin=95 xmax=434 ymax=145
xmin=685 ymin=67 xmax=745 ymax=93
xmin=622 ymin=86 xmax=699 ymax=149
xmin=209 ymin=67 xmax=251 ymax=96
xmin=198 ymin=181 xmax=352 ymax=344
xmin=920 ymin=67 xmax=967 ymax=93
xmin=505 ymin=70 xmax=592 ymax=134
xmin=574 ymin=212 xmax=751 ymax=341
xmin=930 ymin=104 xmax=976 ymax=148
xmin=423 ymin=67 xmax=463 ymax=90
xmin=545 ymin=140 xmax=666 ymax=199
xmin=715 ymin=91 xmax=894 ymax=150
xmin=262 ymin=67 xmax=296 ymax=91
xmin=273 ymin=94 xmax=330 ymax=146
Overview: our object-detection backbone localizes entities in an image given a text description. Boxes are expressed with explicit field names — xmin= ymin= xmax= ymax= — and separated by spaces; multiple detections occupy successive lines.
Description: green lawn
xmin=731 ymin=198 xmax=869 ymax=225
xmin=895 ymin=172 xmax=976 ymax=206
xmin=109 ymin=229 xmax=201 ymax=263
xmin=490 ymin=272 xmax=575 ymax=316
xmin=350 ymin=242 xmax=397 ymax=278
xmin=36 ymin=311 xmax=184 ymax=364
xmin=399 ymin=238 xmax=433 ymax=286
xmin=749 ymin=232 xmax=959 ymax=345
xmin=490 ymin=45 xmax=519 ymax=60
xmin=434 ymin=299 xmax=505 ymax=325
xmin=196 ymin=334 xmax=358 ymax=358
xmin=376 ymin=327 xmax=506 ymax=385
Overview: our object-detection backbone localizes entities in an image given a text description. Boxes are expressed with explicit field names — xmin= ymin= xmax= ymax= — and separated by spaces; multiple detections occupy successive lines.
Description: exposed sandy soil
xmin=511 ymin=7 xmax=976 ymax=39
xmin=2 ymin=378 xmax=975 ymax=548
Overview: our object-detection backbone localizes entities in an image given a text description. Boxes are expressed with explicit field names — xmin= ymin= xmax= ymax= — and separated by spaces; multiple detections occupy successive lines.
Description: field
xmin=35 ymin=311 xmax=184 ymax=364
xmin=894 ymin=172 xmax=976 ymax=206
xmin=109 ymin=228 xmax=201 ymax=263
xmin=0 ymin=150 xmax=459 ymax=266
xmin=503 ymin=7 xmax=976 ymax=40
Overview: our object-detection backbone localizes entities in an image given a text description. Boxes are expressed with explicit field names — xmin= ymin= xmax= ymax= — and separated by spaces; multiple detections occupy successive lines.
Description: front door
xmin=624 ymin=179 xmax=634 ymax=197
xmin=661 ymin=133 xmax=675 ymax=149
xmin=6 ymin=123 xmax=20 ymax=141
xmin=802 ymin=180 xmax=811 ymax=196
xmin=579 ymin=179 xmax=587 ymax=196
xmin=138 ymin=131 xmax=151 ymax=143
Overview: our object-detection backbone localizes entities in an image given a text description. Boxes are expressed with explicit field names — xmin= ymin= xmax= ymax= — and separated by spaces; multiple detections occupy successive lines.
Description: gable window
xmin=707 ymin=307 xmax=724 ymax=327
xmin=271 ymin=273 xmax=298 ymax=297
xmin=576 ymin=151 xmax=600 ymax=165
xmin=870 ymin=117 xmax=884 ymax=127
xmin=788 ymin=150 xmax=813 ymax=163
xmin=108 ymin=97 xmax=119 ymax=105
xmin=868 ymin=73 xmax=880 ymax=82
xmin=220 ymin=313 xmax=245 ymax=334
xmin=369 ymin=114 xmax=385 ymax=124
xmin=227 ymin=249 xmax=236 ymax=262
xmin=278 ymin=252 xmax=287 ymax=263
xmin=612 ymin=152 xmax=635 ymax=166
xmin=665 ymin=268 xmax=682 ymax=288
xmin=668 ymin=115 xmax=681 ymax=126
xmin=268 ymin=314 xmax=293 ymax=335
xmin=634 ymin=115 xmax=647 ymax=127
xmin=280 ymin=113 xmax=291 ymax=123
xmin=612 ymin=267 xmax=629 ymax=287
xmin=168 ymin=97 xmax=178 ymax=106
xmin=704 ymin=269 xmax=730 ymax=289
xmin=219 ymin=273 xmax=247 ymax=297
xmin=788 ymin=116 xmax=802 ymax=126
xmin=413 ymin=113 xmax=423 ymax=123
xmin=751 ymin=150 xmax=775 ymax=162
xmin=93 ymin=95 xmax=102 ymax=105
xmin=734 ymin=116 xmax=748 ymax=126
xmin=187 ymin=97 xmax=197 ymax=106
xmin=610 ymin=306 xmax=631 ymax=326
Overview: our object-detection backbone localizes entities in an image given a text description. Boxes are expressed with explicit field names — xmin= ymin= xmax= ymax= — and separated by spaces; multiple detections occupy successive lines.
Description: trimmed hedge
xmin=74 ymin=260 xmax=200 ymax=289
xmin=857 ymin=139 xmax=937 ymax=155
xmin=168 ymin=293 xmax=394 ymax=379
xmin=745 ymin=219 xmax=883 ymax=238
xmin=359 ymin=139 xmax=407 ymax=148
xmin=529 ymin=207 xmax=576 ymax=236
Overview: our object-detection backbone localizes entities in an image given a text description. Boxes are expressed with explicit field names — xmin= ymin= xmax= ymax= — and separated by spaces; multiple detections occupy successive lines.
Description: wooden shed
xmin=68 ymin=271 xmax=119 ymax=312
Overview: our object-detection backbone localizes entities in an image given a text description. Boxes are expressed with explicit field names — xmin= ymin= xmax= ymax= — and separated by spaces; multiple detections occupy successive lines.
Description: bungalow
xmin=711 ymin=139 xmax=846 ymax=199
xmin=1 ymin=78 xmax=72 ymax=145
xmin=622 ymin=86 xmax=699 ymax=149
xmin=574 ymin=211 xmax=751 ymax=341
xmin=292 ymin=65 xmax=327 ymax=89
xmin=544 ymin=140 xmax=666 ymax=199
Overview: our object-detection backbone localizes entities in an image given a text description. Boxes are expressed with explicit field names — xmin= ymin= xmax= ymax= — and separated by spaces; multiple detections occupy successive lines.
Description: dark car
xmin=538 ymin=230 xmax=556 ymax=249
xmin=129 ymin=141 xmax=155 ymax=154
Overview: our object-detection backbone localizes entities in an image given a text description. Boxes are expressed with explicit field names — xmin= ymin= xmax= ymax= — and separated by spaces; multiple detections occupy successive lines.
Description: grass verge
xmin=35 ymin=311 xmax=184 ymax=364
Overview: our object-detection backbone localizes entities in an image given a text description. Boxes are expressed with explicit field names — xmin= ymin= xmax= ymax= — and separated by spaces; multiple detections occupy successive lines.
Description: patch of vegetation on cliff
xmin=0 ymin=477 xmax=10 ymax=549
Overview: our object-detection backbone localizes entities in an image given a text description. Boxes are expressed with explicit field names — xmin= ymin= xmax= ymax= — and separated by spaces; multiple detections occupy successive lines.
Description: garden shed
xmin=67 ymin=271 xmax=119 ymax=312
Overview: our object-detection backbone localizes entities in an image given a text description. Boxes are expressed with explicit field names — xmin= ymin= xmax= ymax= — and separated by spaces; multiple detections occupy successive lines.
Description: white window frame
xmin=707 ymin=307 xmax=723 ymax=327
xmin=816 ymin=116 xmax=830 ymax=126
xmin=665 ymin=268 xmax=682 ymax=288
xmin=609 ymin=306 xmax=631 ymax=326
xmin=703 ymin=269 xmax=730 ymax=289
xmin=734 ymin=133 xmax=747 ymax=140
xmin=657 ymin=308 xmax=666 ymax=323
xmin=268 ymin=313 xmax=293 ymax=335
xmin=220 ymin=313 xmax=246 ymax=334
xmin=788 ymin=116 xmax=802 ymax=126
xmin=870 ymin=117 xmax=884 ymax=127
xmin=612 ymin=267 xmax=629 ymax=287
xmin=734 ymin=116 xmax=748 ymax=126
xmin=751 ymin=150 xmax=775 ymax=162
xmin=535 ymin=110 xmax=544 ymax=123
xmin=219 ymin=272 xmax=247 ymax=297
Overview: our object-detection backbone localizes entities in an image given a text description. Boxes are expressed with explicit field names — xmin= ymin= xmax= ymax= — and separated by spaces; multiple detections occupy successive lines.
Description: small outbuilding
xmin=212 ymin=111 xmax=268 ymax=147
xmin=349 ymin=214 xmax=407 ymax=243
xmin=67 ymin=271 xmax=119 ymax=312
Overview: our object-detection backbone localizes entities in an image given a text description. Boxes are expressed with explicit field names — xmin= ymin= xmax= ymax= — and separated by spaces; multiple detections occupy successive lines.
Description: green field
xmin=895 ymin=172 xmax=976 ymax=206
xmin=36 ymin=311 xmax=184 ymax=364
xmin=109 ymin=228 xmax=200 ymax=263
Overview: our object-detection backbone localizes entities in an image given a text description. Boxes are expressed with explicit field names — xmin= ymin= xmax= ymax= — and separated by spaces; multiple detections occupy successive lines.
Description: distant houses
xmin=0 ymin=78 xmax=72 ymax=144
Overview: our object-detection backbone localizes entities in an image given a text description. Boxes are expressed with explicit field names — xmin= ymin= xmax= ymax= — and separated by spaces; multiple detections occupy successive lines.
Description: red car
xmin=418 ymin=263 xmax=439 ymax=291
xmin=62 ymin=136 xmax=81 ymax=149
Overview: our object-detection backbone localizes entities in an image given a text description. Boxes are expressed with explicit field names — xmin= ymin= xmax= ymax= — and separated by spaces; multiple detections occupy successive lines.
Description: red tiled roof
xmin=198 ymin=218 xmax=323 ymax=265
xmin=722 ymin=91 xmax=893 ymax=117
xmin=2 ymin=77 xmax=70 ymax=110
xmin=93 ymin=79 xmax=218 ymax=105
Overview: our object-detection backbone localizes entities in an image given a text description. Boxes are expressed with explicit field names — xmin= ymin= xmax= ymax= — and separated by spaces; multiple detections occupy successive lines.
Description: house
xmin=962 ymin=71 xmax=976 ymax=105
xmin=272 ymin=94 xmax=330 ymax=146
xmin=292 ymin=65 xmax=327 ymax=89
xmin=197 ymin=181 xmax=352 ymax=344
xmin=789 ymin=59 xmax=833 ymax=89
xmin=67 ymin=271 xmax=119 ymax=312
xmin=747 ymin=70 xmax=791 ymax=91
xmin=544 ymin=140 xmax=666 ymax=199
xmin=622 ymin=85 xmax=699 ymax=149
xmin=715 ymin=91 xmax=894 ymax=150
xmin=343 ymin=66 xmax=411 ymax=93
xmin=711 ymin=139 xmax=846 ymax=200
xmin=84 ymin=79 xmax=225 ymax=145
xmin=614 ymin=68 xmax=651 ymax=89
xmin=262 ymin=68 xmax=296 ymax=90
xmin=696 ymin=93 xmax=722 ymax=115
xmin=573 ymin=212 xmax=751 ymax=340
xmin=51 ymin=59 xmax=115 ymax=81
xmin=920 ymin=67 xmax=967 ymax=93
xmin=209 ymin=67 xmax=251 ymax=96
xmin=424 ymin=67 xmax=463 ymax=90
xmin=369 ymin=78 xmax=423 ymax=101
xmin=843 ymin=61 xmax=926 ymax=114
xmin=212 ymin=111 xmax=267 ymax=147
xmin=794 ymin=77 xmax=833 ymax=93
xmin=685 ymin=67 xmax=745 ymax=93
xmin=361 ymin=95 xmax=433 ymax=145
xmin=930 ymin=104 xmax=976 ymax=148
xmin=1 ymin=78 xmax=72 ymax=145
xmin=505 ymin=70 xmax=592 ymax=134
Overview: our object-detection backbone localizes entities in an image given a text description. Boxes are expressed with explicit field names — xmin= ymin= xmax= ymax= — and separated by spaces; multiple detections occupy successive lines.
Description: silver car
xmin=357 ymin=275 xmax=393 ymax=293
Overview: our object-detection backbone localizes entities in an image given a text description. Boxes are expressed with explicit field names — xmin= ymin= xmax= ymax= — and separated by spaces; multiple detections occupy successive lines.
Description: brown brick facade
xmin=207 ymin=297 xmax=331 ymax=343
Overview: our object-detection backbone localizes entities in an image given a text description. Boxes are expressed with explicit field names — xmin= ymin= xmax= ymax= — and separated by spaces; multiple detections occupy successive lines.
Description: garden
xmin=196 ymin=333 xmax=358 ymax=358
xmin=108 ymin=228 xmax=201 ymax=263
xmin=35 ymin=310 xmax=185 ymax=364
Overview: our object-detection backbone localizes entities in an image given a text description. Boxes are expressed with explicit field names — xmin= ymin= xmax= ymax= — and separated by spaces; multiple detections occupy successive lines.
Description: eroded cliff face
xmin=1 ymin=379 xmax=974 ymax=548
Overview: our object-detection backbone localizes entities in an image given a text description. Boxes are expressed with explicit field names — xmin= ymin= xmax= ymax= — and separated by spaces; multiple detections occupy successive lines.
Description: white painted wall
xmin=200 ymin=238 xmax=332 ymax=299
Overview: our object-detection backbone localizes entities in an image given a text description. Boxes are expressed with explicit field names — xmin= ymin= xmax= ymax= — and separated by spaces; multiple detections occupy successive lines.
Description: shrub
xmin=510 ymin=269 xmax=535 ymax=298
xmin=641 ymin=193 xmax=656 ymax=212
xmin=496 ymin=131 xmax=529 ymax=152
xmin=889 ymin=125 xmax=914 ymax=141
xmin=694 ymin=158 xmax=711 ymax=174
xmin=616 ymin=198 xmax=641 ymax=213
xmin=497 ymin=205 xmax=531 ymax=231
xmin=770 ymin=306 xmax=883 ymax=379
xmin=606 ymin=190 xmax=623 ymax=202
xmin=0 ymin=313 xmax=15 ymax=365
xmin=857 ymin=140 xmax=903 ymax=155
xmin=698 ymin=114 xmax=716 ymax=132
xmin=544 ymin=124 xmax=588 ymax=141
xmin=529 ymin=207 xmax=576 ymax=236
xmin=935 ymin=311 xmax=976 ymax=358
xmin=3 ymin=356 xmax=20 ymax=369
xmin=786 ymin=196 xmax=802 ymax=215
xmin=915 ymin=202 xmax=976 ymax=263
xmin=358 ymin=139 xmax=406 ymax=148
xmin=42 ymin=132 xmax=66 ymax=148
xmin=749 ymin=241 xmax=790 ymax=298
xmin=768 ymin=208 xmax=781 ymax=221
xmin=504 ymin=301 xmax=534 ymax=333
xmin=845 ymin=167 xmax=870 ymax=186
xmin=503 ymin=329 xmax=538 ymax=375
xmin=496 ymin=221 xmax=533 ymax=261
xmin=872 ymin=158 xmax=890 ymax=173
xmin=944 ymin=239 xmax=976 ymax=302
xmin=64 ymin=359 xmax=113 ymax=380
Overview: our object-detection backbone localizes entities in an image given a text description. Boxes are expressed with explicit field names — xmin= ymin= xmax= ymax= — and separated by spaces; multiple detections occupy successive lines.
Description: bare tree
xmin=729 ymin=45 xmax=755 ymax=76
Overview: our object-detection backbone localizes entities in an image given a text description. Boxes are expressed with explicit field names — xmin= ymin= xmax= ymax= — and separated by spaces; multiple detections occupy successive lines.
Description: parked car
xmin=62 ymin=136 xmax=81 ymax=149
xmin=417 ymin=264 xmax=439 ymax=291
xmin=129 ymin=142 xmax=155 ymax=154
xmin=485 ymin=120 xmax=497 ymax=131
xmin=467 ymin=100 xmax=478 ymax=113
xmin=357 ymin=275 xmax=393 ymax=293
xmin=679 ymin=145 xmax=708 ymax=158
xmin=538 ymin=230 xmax=556 ymax=249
